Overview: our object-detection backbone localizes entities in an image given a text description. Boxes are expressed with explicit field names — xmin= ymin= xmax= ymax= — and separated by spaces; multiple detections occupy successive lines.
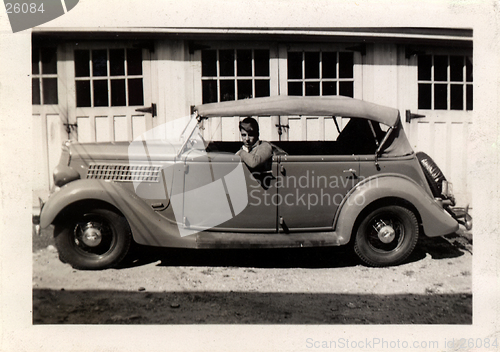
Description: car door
xmin=277 ymin=155 xmax=359 ymax=231
xmin=182 ymin=153 xmax=279 ymax=233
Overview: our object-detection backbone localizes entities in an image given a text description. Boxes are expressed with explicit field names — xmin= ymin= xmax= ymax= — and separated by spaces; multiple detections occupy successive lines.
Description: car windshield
xmin=177 ymin=114 xmax=208 ymax=155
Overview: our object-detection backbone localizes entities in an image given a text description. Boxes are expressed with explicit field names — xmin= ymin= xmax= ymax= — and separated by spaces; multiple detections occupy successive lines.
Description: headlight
xmin=442 ymin=180 xmax=454 ymax=198
xmin=53 ymin=141 xmax=79 ymax=187
xmin=441 ymin=181 xmax=455 ymax=205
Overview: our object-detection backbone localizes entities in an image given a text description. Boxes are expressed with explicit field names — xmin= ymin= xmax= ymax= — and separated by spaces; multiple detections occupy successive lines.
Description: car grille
xmin=87 ymin=164 xmax=161 ymax=182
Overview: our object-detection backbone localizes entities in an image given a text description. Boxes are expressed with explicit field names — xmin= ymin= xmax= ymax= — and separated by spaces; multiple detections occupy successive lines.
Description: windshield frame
xmin=177 ymin=113 xmax=208 ymax=157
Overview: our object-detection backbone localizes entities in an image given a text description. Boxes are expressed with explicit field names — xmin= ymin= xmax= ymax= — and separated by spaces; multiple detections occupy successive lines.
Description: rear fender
xmin=334 ymin=175 xmax=459 ymax=243
xmin=40 ymin=179 xmax=196 ymax=248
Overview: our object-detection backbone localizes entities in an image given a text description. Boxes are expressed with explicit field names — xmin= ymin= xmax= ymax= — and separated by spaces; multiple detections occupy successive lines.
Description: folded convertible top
xmin=194 ymin=96 xmax=400 ymax=127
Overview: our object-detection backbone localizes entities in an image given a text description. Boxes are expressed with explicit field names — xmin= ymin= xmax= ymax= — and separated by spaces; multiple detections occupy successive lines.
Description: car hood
xmin=70 ymin=141 xmax=181 ymax=162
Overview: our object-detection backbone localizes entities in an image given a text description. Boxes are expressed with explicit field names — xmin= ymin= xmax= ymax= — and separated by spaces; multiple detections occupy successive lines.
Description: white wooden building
xmin=32 ymin=27 xmax=473 ymax=205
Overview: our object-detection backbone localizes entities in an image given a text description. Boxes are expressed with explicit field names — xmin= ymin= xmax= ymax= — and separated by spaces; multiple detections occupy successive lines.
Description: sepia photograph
xmin=1 ymin=0 xmax=499 ymax=351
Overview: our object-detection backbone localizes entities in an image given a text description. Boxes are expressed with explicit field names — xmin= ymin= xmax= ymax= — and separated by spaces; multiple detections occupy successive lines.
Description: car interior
xmin=205 ymin=118 xmax=385 ymax=156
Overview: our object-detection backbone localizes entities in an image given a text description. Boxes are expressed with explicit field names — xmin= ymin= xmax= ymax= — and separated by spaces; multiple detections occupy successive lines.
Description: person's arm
xmin=237 ymin=142 xmax=273 ymax=169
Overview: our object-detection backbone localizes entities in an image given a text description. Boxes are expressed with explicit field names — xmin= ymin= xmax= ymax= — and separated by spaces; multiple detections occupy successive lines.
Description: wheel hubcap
xmin=374 ymin=220 xmax=396 ymax=244
xmin=80 ymin=222 xmax=103 ymax=247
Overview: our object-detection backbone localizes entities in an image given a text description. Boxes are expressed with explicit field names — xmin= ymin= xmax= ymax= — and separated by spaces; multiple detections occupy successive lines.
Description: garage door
xmin=67 ymin=43 xmax=154 ymax=143
xmin=406 ymin=50 xmax=473 ymax=206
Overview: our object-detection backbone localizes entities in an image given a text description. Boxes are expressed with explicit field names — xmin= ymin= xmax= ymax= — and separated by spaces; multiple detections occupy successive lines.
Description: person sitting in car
xmin=236 ymin=117 xmax=286 ymax=188
xmin=236 ymin=117 xmax=273 ymax=172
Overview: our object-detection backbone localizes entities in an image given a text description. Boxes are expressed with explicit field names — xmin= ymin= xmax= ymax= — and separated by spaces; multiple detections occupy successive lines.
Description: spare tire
xmin=416 ymin=152 xmax=446 ymax=197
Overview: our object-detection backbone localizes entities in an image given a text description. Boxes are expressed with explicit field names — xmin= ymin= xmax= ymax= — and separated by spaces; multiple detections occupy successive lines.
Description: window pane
xmin=202 ymin=50 xmax=217 ymax=77
xmin=305 ymin=52 xmax=320 ymax=79
xmin=434 ymin=83 xmax=447 ymax=109
xmin=288 ymin=82 xmax=302 ymax=96
xmin=466 ymin=57 xmax=473 ymax=82
xmin=92 ymin=50 xmax=107 ymax=77
xmin=418 ymin=83 xmax=432 ymax=109
xmin=128 ymin=78 xmax=144 ymax=106
xmin=75 ymin=50 xmax=90 ymax=77
xmin=322 ymin=81 xmax=337 ymax=95
xmin=434 ymin=55 xmax=448 ymax=81
xmin=466 ymin=84 xmax=473 ymax=110
xmin=202 ymin=80 xmax=217 ymax=103
xmin=32 ymin=78 xmax=40 ymax=105
xmin=450 ymin=84 xmax=463 ymax=110
xmin=322 ymin=52 xmax=337 ymax=78
xmin=220 ymin=80 xmax=235 ymax=101
xmin=254 ymin=50 xmax=269 ymax=76
xmin=305 ymin=81 xmax=320 ymax=96
xmin=42 ymin=78 xmax=58 ymax=104
xmin=93 ymin=80 xmax=108 ymax=106
xmin=110 ymin=49 xmax=125 ymax=76
xmin=418 ymin=55 xmax=431 ymax=81
xmin=339 ymin=52 xmax=353 ymax=78
xmin=339 ymin=81 xmax=353 ymax=97
xmin=288 ymin=52 xmax=302 ymax=79
xmin=127 ymin=49 xmax=142 ymax=75
xmin=41 ymin=48 xmax=57 ymax=74
xmin=255 ymin=80 xmax=270 ymax=97
xmin=237 ymin=50 xmax=252 ymax=77
xmin=111 ymin=79 xmax=126 ymax=106
xmin=237 ymin=80 xmax=252 ymax=100
xmin=219 ymin=50 xmax=234 ymax=76
xmin=32 ymin=49 xmax=39 ymax=75
xmin=76 ymin=81 xmax=91 ymax=107
xmin=450 ymin=56 xmax=463 ymax=82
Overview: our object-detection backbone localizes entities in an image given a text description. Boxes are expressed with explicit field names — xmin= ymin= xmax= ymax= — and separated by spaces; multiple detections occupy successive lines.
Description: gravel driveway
xmin=33 ymin=226 xmax=472 ymax=324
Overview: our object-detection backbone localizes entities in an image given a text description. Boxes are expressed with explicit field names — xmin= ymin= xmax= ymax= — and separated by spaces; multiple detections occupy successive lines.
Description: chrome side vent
xmin=87 ymin=164 xmax=161 ymax=182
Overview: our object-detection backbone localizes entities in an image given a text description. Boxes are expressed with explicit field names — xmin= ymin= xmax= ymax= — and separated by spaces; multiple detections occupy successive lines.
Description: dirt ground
xmin=33 ymin=226 xmax=472 ymax=324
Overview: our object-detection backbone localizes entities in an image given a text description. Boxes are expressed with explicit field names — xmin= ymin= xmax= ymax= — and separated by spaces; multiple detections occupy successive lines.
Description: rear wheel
xmin=354 ymin=205 xmax=419 ymax=266
xmin=54 ymin=208 xmax=131 ymax=270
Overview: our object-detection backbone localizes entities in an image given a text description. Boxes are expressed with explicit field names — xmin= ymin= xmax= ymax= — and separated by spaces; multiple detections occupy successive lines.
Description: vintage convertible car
xmin=39 ymin=96 xmax=472 ymax=269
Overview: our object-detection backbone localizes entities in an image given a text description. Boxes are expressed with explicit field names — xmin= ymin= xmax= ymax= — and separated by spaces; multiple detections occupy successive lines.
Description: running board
xmin=196 ymin=231 xmax=344 ymax=249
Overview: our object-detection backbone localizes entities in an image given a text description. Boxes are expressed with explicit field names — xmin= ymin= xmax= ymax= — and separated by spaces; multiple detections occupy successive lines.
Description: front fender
xmin=334 ymin=175 xmax=459 ymax=243
xmin=41 ymin=179 xmax=127 ymax=228
xmin=40 ymin=179 xmax=196 ymax=248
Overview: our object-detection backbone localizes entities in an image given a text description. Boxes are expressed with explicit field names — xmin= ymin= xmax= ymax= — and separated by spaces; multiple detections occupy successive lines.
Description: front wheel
xmin=354 ymin=205 xmax=419 ymax=267
xmin=54 ymin=208 xmax=132 ymax=270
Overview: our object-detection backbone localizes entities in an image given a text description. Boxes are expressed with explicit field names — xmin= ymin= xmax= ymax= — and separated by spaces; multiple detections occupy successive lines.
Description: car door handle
xmin=343 ymin=169 xmax=357 ymax=177
xmin=151 ymin=202 xmax=168 ymax=211
xmin=280 ymin=165 xmax=286 ymax=175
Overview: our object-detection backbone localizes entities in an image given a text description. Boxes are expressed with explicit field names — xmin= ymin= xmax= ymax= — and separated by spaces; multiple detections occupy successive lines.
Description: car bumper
xmin=33 ymin=197 xmax=44 ymax=236
xmin=447 ymin=205 xmax=473 ymax=231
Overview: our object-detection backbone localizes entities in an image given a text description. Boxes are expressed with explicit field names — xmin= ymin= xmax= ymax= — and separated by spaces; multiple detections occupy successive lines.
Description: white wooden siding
xmin=32 ymin=111 xmax=66 ymax=192
xmin=33 ymin=45 xmax=69 ymax=197
xmin=408 ymin=113 xmax=472 ymax=205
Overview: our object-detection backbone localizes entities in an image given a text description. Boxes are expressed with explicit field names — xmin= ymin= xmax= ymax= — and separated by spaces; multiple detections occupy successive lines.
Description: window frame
xmin=32 ymin=46 xmax=58 ymax=105
xmin=285 ymin=50 xmax=355 ymax=97
xmin=200 ymin=44 xmax=277 ymax=103
xmin=417 ymin=51 xmax=473 ymax=111
xmin=73 ymin=46 xmax=146 ymax=108
xmin=278 ymin=43 xmax=362 ymax=98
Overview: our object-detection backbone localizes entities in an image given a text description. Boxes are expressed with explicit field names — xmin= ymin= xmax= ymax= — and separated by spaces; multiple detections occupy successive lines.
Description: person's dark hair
xmin=239 ymin=117 xmax=259 ymax=137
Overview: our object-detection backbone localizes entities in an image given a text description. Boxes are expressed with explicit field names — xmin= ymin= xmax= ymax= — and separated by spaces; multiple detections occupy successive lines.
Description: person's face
xmin=240 ymin=129 xmax=258 ymax=148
